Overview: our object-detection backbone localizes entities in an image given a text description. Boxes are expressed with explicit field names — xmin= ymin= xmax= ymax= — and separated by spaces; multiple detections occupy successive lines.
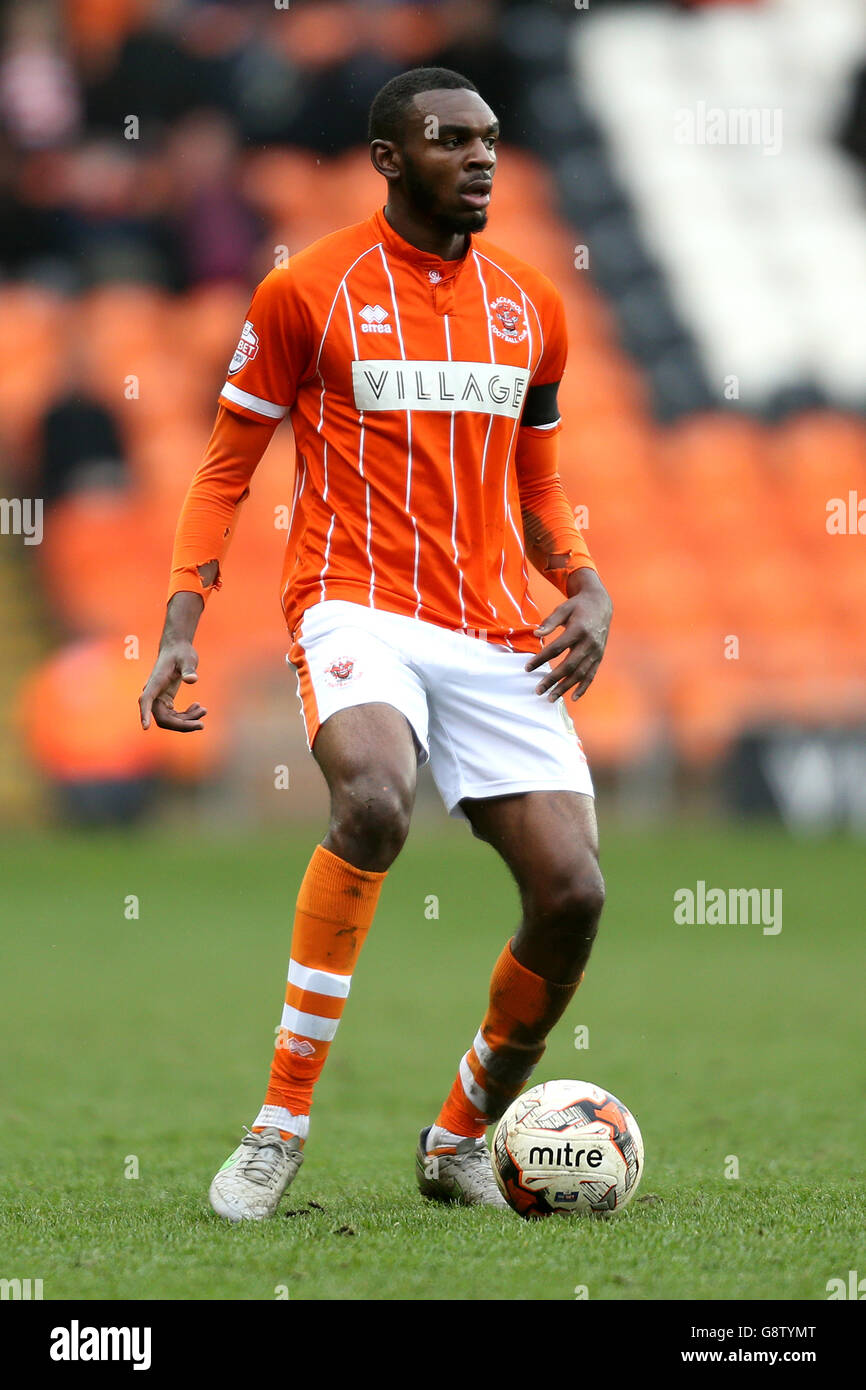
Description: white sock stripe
xmin=252 ymin=1106 xmax=310 ymax=1139
xmin=472 ymin=1032 xmax=537 ymax=1090
xmin=288 ymin=958 xmax=352 ymax=999
xmin=459 ymin=1053 xmax=490 ymax=1114
xmin=280 ymin=1003 xmax=340 ymax=1041
xmin=473 ymin=1029 xmax=494 ymax=1070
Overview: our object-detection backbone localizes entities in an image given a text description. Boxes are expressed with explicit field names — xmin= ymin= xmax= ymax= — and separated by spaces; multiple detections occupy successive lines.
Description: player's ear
xmin=370 ymin=139 xmax=402 ymax=182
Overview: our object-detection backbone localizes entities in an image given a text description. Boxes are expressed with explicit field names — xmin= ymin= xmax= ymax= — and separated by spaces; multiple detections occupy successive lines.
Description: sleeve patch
xmin=228 ymin=320 xmax=260 ymax=375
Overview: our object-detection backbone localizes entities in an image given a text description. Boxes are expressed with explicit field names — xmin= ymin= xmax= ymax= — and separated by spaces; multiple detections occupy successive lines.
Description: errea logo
xmin=359 ymin=304 xmax=392 ymax=334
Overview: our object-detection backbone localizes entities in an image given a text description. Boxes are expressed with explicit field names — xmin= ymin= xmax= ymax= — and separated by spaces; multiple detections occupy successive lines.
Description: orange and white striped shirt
xmin=178 ymin=206 xmax=594 ymax=654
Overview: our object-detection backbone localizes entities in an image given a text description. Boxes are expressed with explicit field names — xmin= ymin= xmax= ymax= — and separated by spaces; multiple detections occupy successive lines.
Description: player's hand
xmin=525 ymin=570 xmax=612 ymax=702
xmin=139 ymin=642 xmax=207 ymax=732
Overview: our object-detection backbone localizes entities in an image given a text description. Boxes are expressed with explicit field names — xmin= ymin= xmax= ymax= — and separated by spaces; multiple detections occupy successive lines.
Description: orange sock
xmin=252 ymin=844 xmax=386 ymax=1142
xmin=436 ymin=940 xmax=582 ymax=1139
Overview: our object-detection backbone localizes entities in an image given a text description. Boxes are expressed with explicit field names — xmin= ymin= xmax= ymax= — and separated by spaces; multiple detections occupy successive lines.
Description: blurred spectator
xmin=0 ymin=0 xmax=82 ymax=150
xmin=163 ymin=110 xmax=262 ymax=287
xmin=0 ymin=138 xmax=68 ymax=282
xmin=53 ymin=136 xmax=181 ymax=288
xmin=31 ymin=318 xmax=130 ymax=504
xmin=80 ymin=6 xmax=213 ymax=134
xmin=39 ymin=390 xmax=127 ymax=505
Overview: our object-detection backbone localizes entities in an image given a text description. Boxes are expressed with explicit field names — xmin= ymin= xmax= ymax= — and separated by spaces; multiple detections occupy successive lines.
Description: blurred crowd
xmin=0 ymin=0 xmax=541 ymax=293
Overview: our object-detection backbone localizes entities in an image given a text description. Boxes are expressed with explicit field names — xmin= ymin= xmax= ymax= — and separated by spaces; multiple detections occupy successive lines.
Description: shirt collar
xmin=371 ymin=205 xmax=472 ymax=281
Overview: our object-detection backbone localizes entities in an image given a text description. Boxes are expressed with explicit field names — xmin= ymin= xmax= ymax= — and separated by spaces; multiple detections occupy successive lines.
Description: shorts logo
xmin=359 ymin=304 xmax=392 ymax=334
xmin=324 ymin=657 xmax=358 ymax=686
xmin=489 ymin=296 xmax=527 ymax=343
xmin=228 ymin=320 xmax=259 ymax=374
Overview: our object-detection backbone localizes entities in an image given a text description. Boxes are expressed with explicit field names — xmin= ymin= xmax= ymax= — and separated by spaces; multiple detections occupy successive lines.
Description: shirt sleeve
xmin=530 ymin=282 xmax=568 ymax=388
xmin=218 ymin=265 xmax=312 ymax=424
xmin=515 ymin=425 xmax=597 ymax=595
xmin=167 ymin=405 xmax=277 ymax=603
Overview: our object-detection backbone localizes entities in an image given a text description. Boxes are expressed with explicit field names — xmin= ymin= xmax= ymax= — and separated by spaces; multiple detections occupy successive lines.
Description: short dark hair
xmin=368 ymin=67 xmax=479 ymax=145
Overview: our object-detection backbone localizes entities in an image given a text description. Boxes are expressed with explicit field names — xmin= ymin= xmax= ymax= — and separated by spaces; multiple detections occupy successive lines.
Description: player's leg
xmin=210 ymin=653 xmax=425 ymax=1221
xmin=437 ymin=788 xmax=601 ymax=1117
xmin=462 ymin=788 xmax=603 ymax=983
xmin=413 ymin=622 xmax=602 ymax=1204
xmin=211 ymin=602 xmax=431 ymax=1220
xmin=249 ymin=700 xmax=418 ymax=1142
xmin=210 ymin=702 xmax=418 ymax=1221
xmin=419 ymin=790 xmax=602 ymax=1206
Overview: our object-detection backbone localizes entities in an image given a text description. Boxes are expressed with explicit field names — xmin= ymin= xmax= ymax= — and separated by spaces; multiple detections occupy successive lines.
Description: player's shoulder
xmin=471 ymin=235 xmax=564 ymax=316
xmin=255 ymin=217 xmax=382 ymax=303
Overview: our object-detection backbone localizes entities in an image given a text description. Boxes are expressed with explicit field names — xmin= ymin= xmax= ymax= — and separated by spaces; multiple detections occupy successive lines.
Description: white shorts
xmin=287 ymin=600 xmax=594 ymax=822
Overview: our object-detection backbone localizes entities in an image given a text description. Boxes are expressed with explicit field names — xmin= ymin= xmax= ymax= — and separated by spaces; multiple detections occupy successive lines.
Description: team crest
xmin=324 ymin=657 xmax=358 ymax=687
xmin=489 ymin=295 xmax=527 ymax=343
xmin=228 ymin=319 xmax=259 ymax=374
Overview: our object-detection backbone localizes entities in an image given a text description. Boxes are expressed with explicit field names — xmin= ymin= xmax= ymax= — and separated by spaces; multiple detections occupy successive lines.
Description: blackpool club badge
xmin=488 ymin=295 xmax=528 ymax=343
xmin=324 ymin=657 xmax=359 ymax=687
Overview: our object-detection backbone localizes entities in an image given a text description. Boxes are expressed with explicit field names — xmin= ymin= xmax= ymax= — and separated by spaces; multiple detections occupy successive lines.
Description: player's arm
xmin=516 ymin=381 xmax=612 ymax=702
xmin=139 ymin=407 xmax=277 ymax=732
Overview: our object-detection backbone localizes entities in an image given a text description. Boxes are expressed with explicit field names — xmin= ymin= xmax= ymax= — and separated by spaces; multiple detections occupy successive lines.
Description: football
xmin=491 ymin=1079 xmax=644 ymax=1218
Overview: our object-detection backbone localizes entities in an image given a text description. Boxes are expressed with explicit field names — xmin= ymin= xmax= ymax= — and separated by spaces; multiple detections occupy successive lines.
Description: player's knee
xmin=530 ymin=858 xmax=606 ymax=934
xmin=329 ymin=771 xmax=413 ymax=868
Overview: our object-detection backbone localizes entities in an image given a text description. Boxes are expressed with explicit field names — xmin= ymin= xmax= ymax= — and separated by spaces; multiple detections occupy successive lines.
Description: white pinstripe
xmin=442 ymin=314 xmax=467 ymax=630
xmin=471 ymin=251 xmax=523 ymax=646
xmin=341 ymin=279 xmax=376 ymax=607
xmin=377 ymin=245 xmax=423 ymax=618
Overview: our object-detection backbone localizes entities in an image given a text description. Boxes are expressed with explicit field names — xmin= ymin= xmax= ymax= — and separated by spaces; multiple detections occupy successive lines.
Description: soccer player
xmin=139 ymin=68 xmax=613 ymax=1219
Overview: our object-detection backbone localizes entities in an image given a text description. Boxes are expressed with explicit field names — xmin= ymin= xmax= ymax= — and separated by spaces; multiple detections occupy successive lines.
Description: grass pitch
xmin=0 ymin=816 xmax=863 ymax=1301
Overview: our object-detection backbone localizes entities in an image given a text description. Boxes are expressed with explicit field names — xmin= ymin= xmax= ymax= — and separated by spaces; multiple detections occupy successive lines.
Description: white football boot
xmin=209 ymin=1127 xmax=304 ymax=1222
xmin=415 ymin=1126 xmax=509 ymax=1209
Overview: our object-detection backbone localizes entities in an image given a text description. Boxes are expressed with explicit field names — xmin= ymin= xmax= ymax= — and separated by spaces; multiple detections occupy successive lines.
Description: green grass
xmin=0 ymin=817 xmax=863 ymax=1300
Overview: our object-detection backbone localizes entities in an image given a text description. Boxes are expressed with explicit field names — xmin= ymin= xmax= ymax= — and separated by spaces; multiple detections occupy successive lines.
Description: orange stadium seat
xmin=17 ymin=635 xmax=231 ymax=786
xmin=770 ymin=412 xmax=866 ymax=493
xmin=130 ymin=419 xmax=213 ymax=510
xmin=18 ymin=637 xmax=162 ymax=783
xmin=271 ymin=3 xmax=359 ymax=68
xmin=361 ymin=4 xmax=447 ymax=61
xmin=769 ymin=413 xmax=866 ymax=552
xmin=0 ymin=286 xmax=69 ymax=456
xmin=660 ymin=415 xmax=777 ymax=532
xmin=66 ymin=0 xmax=142 ymax=52
xmin=605 ymin=548 xmax=720 ymax=671
xmin=325 ymin=149 xmax=384 ymax=225
xmin=560 ymin=279 xmax=622 ymax=352
xmin=558 ymin=353 xmax=649 ymax=423
xmin=243 ymin=149 xmax=332 ymax=229
xmin=74 ymin=287 xmax=201 ymax=428
xmin=38 ymin=490 xmax=169 ymax=636
xmin=567 ymin=653 xmax=661 ymax=767
xmin=76 ymin=285 xmax=173 ymax=366
xmin=179 ymin=284 xmax=250 ymax=379
xmin=668 ymin=661 xmax=764 ymax=764
xmin=561 ymin=417 xmax=658 ymax=497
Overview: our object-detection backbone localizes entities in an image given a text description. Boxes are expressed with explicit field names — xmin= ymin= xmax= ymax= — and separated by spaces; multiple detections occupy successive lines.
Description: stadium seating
xmin=20 ymin=133 xmax=864 ymax=777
